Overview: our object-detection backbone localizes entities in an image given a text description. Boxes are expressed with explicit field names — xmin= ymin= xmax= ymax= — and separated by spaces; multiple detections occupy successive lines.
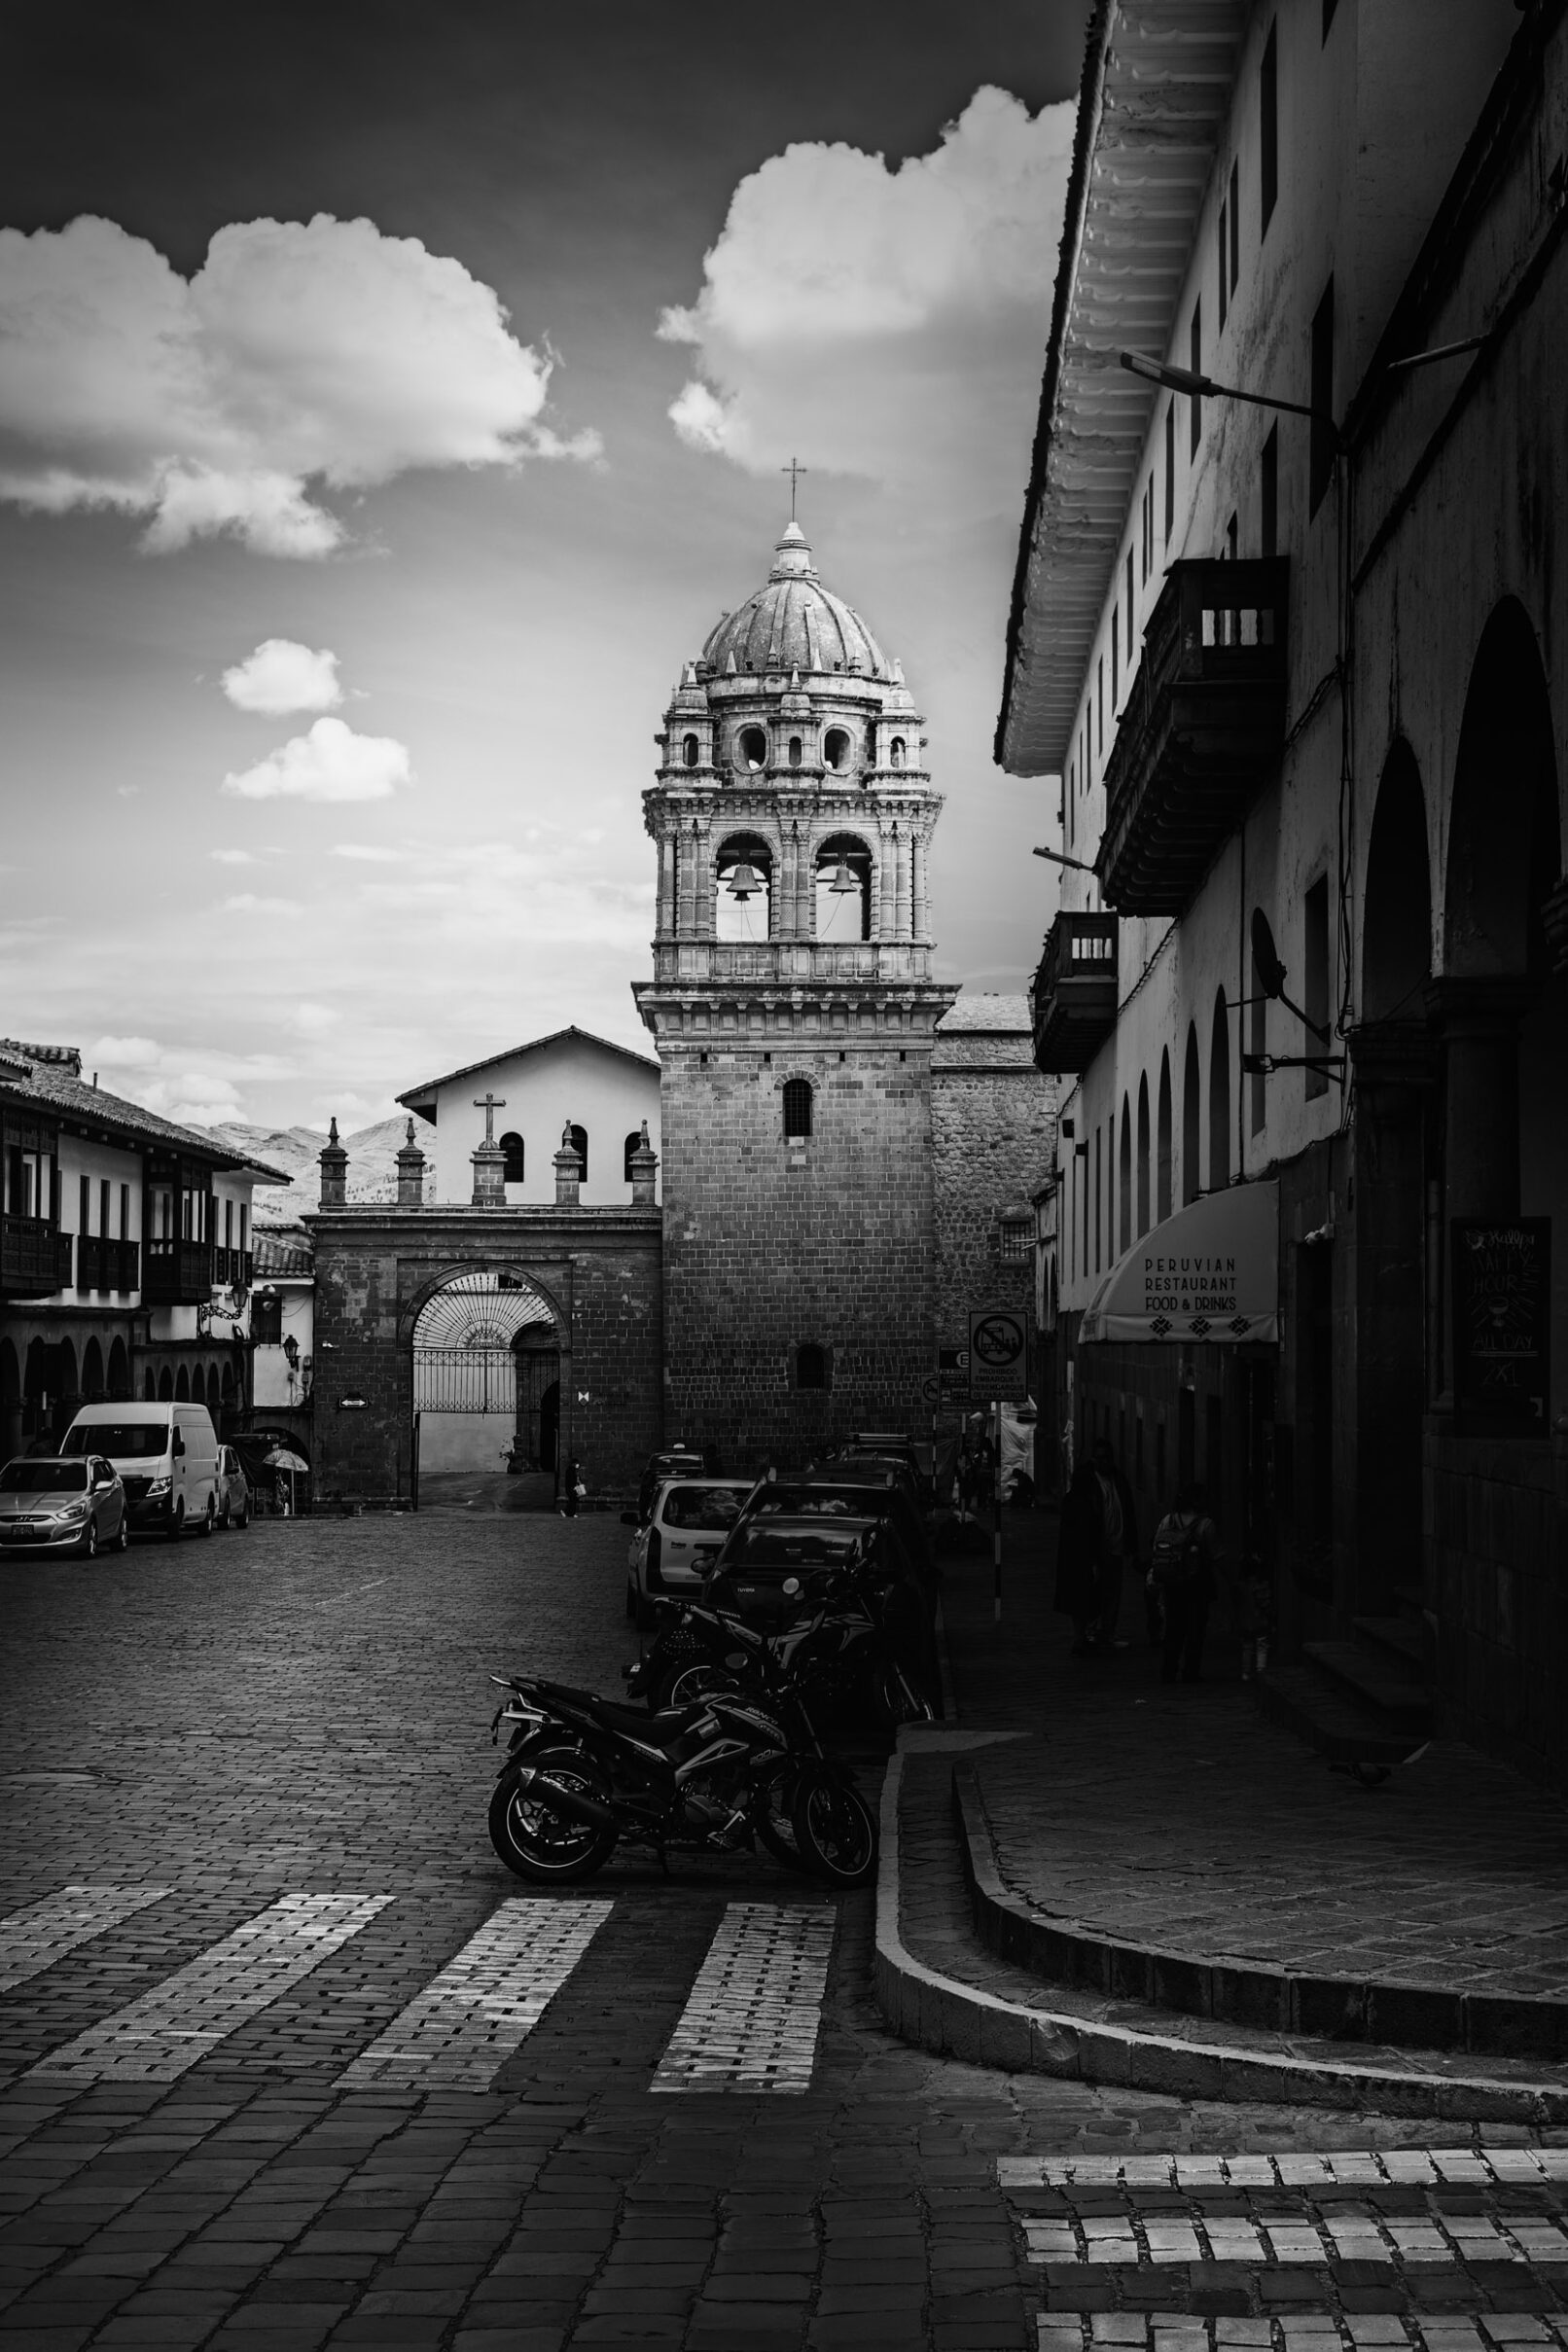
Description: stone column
xmin=554 ymin=1123 xmax=583 ymax=1207
xmin=629 ymin=1122 xmax=659 ymax=1205
xmin=895 ymin=826 xmax=912 ymax=940
xmin=676 ymin=823 xmax=695 ymax=937
xmin=1347 ymin=1021 xmax=1434 ymax=1604
xmin=471 ymin=1134 xmax=505 ymax=1207
xmin=911 ymin=829 xmax=930 ymax=944
xmin=1425 ymin=977 xmax=1535 ymax=1223
xmin=318 ymin=1118 xmax=347 ymax=1209
xmin=658 ymin=834 xmax=676 ymax=940
xmin=878 ymin=828 xmax=898 ymax=941
xmin=695 ymin=821 xmax=714 ymax=939
xmin=396 ymin=1119 xmax=425 ymax=1209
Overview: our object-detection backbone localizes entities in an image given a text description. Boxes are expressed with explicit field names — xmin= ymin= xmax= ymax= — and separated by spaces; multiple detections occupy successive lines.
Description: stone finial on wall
xmin=629 ymin=1120 xmax=659 ymax=1205
xmin=554 ymin=1121 xmax=584 ymax=1207
xmin=471 ymin=1129 xmax=506 ymax=1207
xmin=396 ymin=1118 xmax=426 ymax=1209
xmin=318 ymin=1117 xmax=348 ymax=1209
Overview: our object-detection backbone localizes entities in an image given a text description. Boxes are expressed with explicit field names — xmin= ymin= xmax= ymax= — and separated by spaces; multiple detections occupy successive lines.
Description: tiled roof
xmin=936 ymin=994 xmax=1033 ymax=1034
xmin=0 ymin=1043 xmax=292 ymax=1180
xmin=400 ymin=1025 xmax=660 ymax=1108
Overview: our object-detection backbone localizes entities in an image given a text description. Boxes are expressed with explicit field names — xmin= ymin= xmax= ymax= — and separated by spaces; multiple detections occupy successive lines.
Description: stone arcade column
xmin=1347 ymin=1021 xmax=1434 ymax=1603
xmin=1425 ymin=976 xmax=1536 ymax=1226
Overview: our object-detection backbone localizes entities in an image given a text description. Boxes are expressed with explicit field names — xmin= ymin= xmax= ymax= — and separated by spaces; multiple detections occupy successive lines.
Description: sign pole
xmin=993 ymin=1396 xmax=1003 ymax=1622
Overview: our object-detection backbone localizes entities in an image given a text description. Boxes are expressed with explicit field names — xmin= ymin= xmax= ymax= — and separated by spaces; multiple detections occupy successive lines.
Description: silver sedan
xmin=0 ymin=1456 xmax=128 ymax=1559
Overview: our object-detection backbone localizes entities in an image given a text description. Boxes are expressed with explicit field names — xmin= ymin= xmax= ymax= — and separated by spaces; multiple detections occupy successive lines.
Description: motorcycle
xmin=626 ymin=1558 xmax=937 ymax=1736
xmin=486 ymin=1669 xmax=877 ymax=1889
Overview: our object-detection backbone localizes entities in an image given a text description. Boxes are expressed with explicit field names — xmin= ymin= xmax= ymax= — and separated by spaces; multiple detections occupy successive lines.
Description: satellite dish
xmin=1251 ymin=907 xmax=1288 ymax=999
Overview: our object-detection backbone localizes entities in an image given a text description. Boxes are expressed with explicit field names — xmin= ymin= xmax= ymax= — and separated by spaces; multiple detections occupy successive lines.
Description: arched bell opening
xmin=715 ymin=833 xmax=773 ymax=942
xmin=813 ymin=833 xmax=873 ymax=942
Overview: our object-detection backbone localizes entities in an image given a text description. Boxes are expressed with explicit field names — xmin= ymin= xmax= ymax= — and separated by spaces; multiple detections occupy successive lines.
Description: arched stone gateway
xmin=411 ymin=1270 xmax=561 ymax=1481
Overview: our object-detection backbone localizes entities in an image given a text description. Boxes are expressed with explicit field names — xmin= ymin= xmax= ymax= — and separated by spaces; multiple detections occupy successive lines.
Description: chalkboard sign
xmin=1451 ymin=1219 xmax=1550 ymax=1434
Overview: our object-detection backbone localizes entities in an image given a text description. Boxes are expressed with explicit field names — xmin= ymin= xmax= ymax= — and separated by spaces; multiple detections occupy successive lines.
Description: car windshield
xmin=59 ymin=1423 xmax=168 ymax=1458
xmin=661 ymin=1484 xmax=744 ymax=1532
xmin=1 ymin=1461 xmax=88 ymax=1493
xmin=729 ymin=1525 xmax=867 ymax=1570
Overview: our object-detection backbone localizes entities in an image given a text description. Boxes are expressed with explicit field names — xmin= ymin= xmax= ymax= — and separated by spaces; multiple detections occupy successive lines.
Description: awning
xmin=1080 ymin=1180 xmax=1278 ymax=1345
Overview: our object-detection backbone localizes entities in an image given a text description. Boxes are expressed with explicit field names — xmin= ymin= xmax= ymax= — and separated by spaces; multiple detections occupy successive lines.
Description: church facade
xmin=306 ymin=523 xmax=1053 ymax=1503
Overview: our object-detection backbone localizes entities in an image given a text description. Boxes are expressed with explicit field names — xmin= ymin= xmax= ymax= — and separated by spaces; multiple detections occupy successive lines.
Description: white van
xmin=59 ymin=1402 xmax=220 ymax=1540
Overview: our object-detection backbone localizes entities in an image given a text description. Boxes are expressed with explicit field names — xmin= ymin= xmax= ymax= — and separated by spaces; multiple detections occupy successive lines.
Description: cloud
xmin=89 ymin=1034 xmax=160 ymax=1069
xmin=223 ymin=716 xmax=411 ymax=803
xmin=659 ymin=88 xmax=1073 ymax=496
xmin=289 ymin=1001 xmax=339 ymax=1035
xmin=223 ymin=638 xmax=342 ymax=715
xmin=331 ymin=841 xmax=411 ymax=863
xmin=0 ymin=212 xmax=602 ymax=555
xmin=221 ymin=893 xmax=303 ymax=915
xmin=210 ymin=847 xmax=259 ymax=866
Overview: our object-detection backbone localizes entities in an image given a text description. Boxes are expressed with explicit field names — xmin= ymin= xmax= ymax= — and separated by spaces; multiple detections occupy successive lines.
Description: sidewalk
xmin=878 ymin=1507 xmax=1568 ymax=2113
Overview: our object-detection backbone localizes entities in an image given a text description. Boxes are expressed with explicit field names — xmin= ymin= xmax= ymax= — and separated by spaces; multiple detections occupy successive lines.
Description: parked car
xmin=0 ymin=1455 xmax=127 ymax=1558
xmin=633 ymin=1448 xmax=707 ymax=1522
xmin=214 ymin=1445 xmax=252 ymax=1530
xmin=623 ymin=1476 xmax=753 ymax=1629
xmin=737 ymin=1466 xmax=938 ymax=1601
xmin=59 ymin=1402 xmax=219 ymax=1540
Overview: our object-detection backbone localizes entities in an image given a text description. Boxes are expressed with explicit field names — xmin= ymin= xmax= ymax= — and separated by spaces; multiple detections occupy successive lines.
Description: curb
xmin=871 ymin=1746 xmax=1568 ymax=2121
xmin=951 ymin=1758 xmax=1568 ymax=2064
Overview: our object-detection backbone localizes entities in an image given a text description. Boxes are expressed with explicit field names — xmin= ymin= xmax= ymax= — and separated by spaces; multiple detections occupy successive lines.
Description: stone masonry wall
xmin=659 ymin=1044 xmax=936 ymax=1469
xmin=930 ymin=1034 xmax=1056 ymax=1372
xmin=306 ymin=1205 xmax=662 ymax=1504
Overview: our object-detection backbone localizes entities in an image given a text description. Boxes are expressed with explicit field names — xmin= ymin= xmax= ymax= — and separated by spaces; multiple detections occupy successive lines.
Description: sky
xmin=0 ymin=0 xmax=1083 ymax=1134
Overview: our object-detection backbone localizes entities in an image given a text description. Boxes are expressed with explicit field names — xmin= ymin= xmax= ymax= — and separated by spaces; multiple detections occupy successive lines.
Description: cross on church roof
xmin=781 ymin=456 xmax=808 ymax=521
xmin=473 ymin=1091 xmax=506 ymax=1145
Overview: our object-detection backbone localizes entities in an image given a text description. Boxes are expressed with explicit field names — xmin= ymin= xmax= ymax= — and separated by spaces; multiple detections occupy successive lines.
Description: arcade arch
xmin=411 ymin=1269 xmax=563 ymax=1490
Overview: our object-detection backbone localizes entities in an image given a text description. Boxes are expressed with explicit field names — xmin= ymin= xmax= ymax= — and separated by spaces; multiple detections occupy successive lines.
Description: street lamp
xmin=1032 ymin=845 xmax=1098 ymax=873
xmin=1119 ymin=349 xmax=1339 ymax=441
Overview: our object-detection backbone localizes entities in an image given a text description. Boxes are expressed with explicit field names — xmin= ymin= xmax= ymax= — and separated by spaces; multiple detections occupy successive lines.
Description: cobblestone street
xmin=0 ymin=1513 xmax=1564 ymax=2352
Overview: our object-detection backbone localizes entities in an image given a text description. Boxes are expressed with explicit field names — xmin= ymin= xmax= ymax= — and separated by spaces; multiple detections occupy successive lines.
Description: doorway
xmin=411 ymin=1269 xmax=560 ymax=1510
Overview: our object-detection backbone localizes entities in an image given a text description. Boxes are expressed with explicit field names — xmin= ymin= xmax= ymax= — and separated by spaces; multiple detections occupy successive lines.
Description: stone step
xmin=1351 ymin=1611 xmax=1432 ymax=1672
xmin=1255 ymin=1659 xmax=1423 ymax=1771
xmin=1301 ymin=1637 xmax=1435 ymax=1729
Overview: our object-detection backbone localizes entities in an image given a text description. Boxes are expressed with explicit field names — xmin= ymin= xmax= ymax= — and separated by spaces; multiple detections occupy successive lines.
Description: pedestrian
xmin=1054 ymin=1460 xmax=1104 ymax=1655
xmin=559 ymin=1455 xmax=585 ymax=1518
xmin=1148 ymin=1481 xmax=1219 ymax=1684
xmin=1237 ymin=1551 xmax=1273 ymax=1681
xmin=1088 ymin=1439 xmax=1138 ymax=1650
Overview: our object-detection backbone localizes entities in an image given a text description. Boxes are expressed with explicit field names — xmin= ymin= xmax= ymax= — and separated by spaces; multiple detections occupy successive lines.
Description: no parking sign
xmin=967 ymin=1307 xmax=1028 ymax=1401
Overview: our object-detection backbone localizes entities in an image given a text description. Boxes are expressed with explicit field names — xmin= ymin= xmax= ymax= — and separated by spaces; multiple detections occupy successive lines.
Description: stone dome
xmin=701 ymin=523 xmax=890 ymax=681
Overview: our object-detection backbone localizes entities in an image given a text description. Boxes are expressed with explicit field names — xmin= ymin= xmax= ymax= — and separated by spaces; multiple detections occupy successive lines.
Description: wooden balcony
xmin=143 ymin=1237 xmax=213 ymax=1304
xmin=1031 ymin=912 xmax=1120 ymax=1074
xmin=77 ymin=1236 xmax=140 ymax=1294
xmin=0 ymin=1214 xmax=67 ymax=1300
xmin=1098 ymin=558 xmax=1289 ymax=914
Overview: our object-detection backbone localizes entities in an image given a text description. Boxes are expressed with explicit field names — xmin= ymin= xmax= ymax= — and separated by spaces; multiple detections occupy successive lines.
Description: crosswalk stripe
xmin=335 ymin=1898 xmax=613 ymax=2090
xmin=1021 ymin=2212 xmax=1559 ymax=2266
xmin=0 ymin=1886 xmax=171 ymax=1995
xmin=1037 ymin=2326 xmax=1568 ymax=2352
xmin=25 ymin=1893 xmax=390 ymax=2084
xmin=999 ymin=2149 xmax=1568 ymax=2191
xmin=651 ymin=1902 xmax=836 ymax=2094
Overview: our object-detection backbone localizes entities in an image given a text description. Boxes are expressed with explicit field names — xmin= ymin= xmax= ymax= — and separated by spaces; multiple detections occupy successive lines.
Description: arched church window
xmin=782 ymin=1080 xmax=812 ymax=1142
xmin=682 ymin=732 xmax=699 ymax=768
xmin=623 ymin=1130 xmax=642 ymax=1184
xmin=569 ymin=1124 xmax=588 ymax=1183
xmin=824 ymin=728 xmax=850 ymax=770
xmin=788 ymin=735 xmax=802 ymax=767
xmin=499 ymin=1131 xmax=525 ymax=1184
xmin=889 ymin=736 xmax=906 ymax=767
xmin=796 ymin=1342 xmax=828 ymax=1391
xmin=739 ymin=725 xmax=767 ymax=770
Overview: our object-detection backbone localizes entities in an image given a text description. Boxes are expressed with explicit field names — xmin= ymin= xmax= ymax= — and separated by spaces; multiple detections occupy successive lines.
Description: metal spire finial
xmin=781 ymin=456 xmax=808 ymax=521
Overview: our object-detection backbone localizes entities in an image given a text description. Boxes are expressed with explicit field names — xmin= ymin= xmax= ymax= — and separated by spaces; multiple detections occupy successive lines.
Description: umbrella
xmin=262 ymin=1445 xmax=308 ymax=1515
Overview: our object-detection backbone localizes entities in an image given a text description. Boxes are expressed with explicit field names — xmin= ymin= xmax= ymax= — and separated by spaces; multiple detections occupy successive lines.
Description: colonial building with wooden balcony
xmin=0 ymin=1040 xmax=289 ymax=1457
xmin=997 ymin=1 xmax=1568 ymax=1784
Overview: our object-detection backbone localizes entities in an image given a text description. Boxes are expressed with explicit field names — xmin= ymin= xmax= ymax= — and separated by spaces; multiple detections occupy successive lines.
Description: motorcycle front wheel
xmin=790 ymin=1767 xmax=878 ymax=1888
xmin=488 ymin=1742 xmax=619 ymax=1884
xmin=653 ymin=1659 xmax=750 ymax=1713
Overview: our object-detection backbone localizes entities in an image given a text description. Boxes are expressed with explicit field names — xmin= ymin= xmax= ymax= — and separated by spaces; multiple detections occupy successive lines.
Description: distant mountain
xmin=209 ymin=1117 xmax=410 ymax=1220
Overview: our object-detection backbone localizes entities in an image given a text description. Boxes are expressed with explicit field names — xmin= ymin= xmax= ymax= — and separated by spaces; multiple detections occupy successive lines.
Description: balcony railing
xmin=0 ymin=1214 xmax=66 ymax=1300
xmin=1098 ymin=557 xmax=1289 ymax=914
xmin=1031 ymin=911 xmax=1120 ymax=1074
xmin=76 ymin=1236 xmax=141 ymax=1294
xmin=143 ymin=1237 xmax=214 ymax=1304
xmin=212 ymin=1246 xmax=255 ymax=1290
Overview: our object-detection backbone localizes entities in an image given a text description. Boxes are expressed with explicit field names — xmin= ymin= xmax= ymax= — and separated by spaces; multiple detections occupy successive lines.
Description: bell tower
xmin=634 ymin=520 xmax=958 ymax=1465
